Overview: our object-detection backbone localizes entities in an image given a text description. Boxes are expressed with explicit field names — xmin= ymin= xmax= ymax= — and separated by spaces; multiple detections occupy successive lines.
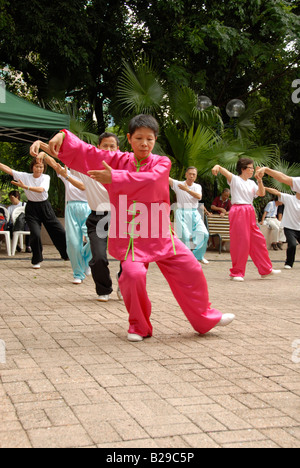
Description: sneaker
xmin=97 ymin=295 xmax=110 ymax=302
xmin=85 ymin=267 xmax=91 ymax=277
xmin=127 ymin=333 xmax=144 ymax=342
xmin=73 ymin=278 xmax=82 ymax=285
xmin=32 ymin=263 xmax=41 ymax=269
xmin=284 ymin=265 xmax=292 ymax=270
xmin=215 ymin=314 xmax=236 ymax=327
xmin=230 ymin=276 xmax=244 ymax=282
xmin=261 ymin=269 xmax=281 ymax=279
xmin=200 ymin=258 xmax=209 ymax=265
xmin=116 ymin=273 xmax=123 ymax=301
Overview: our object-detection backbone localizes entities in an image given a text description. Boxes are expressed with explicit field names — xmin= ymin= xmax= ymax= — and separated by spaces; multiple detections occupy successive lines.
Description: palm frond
xmin=267 ymin=159 xmax=300 ymax=193
xmin=117 ymin=59 xmax=164 ymax=115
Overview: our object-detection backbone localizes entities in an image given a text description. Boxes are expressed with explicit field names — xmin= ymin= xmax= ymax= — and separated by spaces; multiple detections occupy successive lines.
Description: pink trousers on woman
xmin=229 ymin=204 xmax=273 ymax=278
xmin=118 ymin=237 xmax=222 ymax=338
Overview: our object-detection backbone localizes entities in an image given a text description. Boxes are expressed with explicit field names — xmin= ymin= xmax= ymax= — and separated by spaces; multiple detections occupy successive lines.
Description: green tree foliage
xmin=113 ymin=57 xmax=279 ymax=188
xmin=0 ymin=0 xmax=141 ymax=132
xmin=1 ymin=0 xmax=299 ymax=166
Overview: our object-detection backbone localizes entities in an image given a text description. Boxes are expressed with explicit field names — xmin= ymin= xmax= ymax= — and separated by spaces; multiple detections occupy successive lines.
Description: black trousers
xmin=86 ymin=211 xmax=113 ymax=296
xmin=25 ymin=200 xmax=68 ymax=265
xmin=284 ymin=227 xmax=300 ymax=267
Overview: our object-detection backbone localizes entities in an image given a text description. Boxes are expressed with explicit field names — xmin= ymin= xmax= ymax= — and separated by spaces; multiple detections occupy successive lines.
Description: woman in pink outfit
xmin=212 ymin=159 xmax=281 ymax=282
xmin=31 ymin=115 xmax=235 ymax=341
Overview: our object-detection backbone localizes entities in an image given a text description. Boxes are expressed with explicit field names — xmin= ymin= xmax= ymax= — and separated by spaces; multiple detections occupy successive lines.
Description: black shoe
xmin=277 ymin=243 xmax=283 ymax=250
xmin=271 ymin=243 xmax=279 ymax=251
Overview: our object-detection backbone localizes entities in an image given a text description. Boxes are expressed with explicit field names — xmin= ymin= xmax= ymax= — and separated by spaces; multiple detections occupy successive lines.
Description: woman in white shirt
xmin=212 ymin=158 xmax=281 ymax=281
xmin=52 ymin=161 xmax=92 ymax=285
xmin=0 ymin=158 xmax=68 ymax=268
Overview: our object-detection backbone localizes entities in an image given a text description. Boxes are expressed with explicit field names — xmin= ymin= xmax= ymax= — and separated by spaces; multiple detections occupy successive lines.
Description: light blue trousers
xmin=65 ymin=201 xmax=92 ymax=280
xmin=175 ymin=208 xmax=209 ymax=261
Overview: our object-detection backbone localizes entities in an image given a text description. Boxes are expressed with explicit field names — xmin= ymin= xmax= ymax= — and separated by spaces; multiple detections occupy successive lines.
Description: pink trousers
xmin=119 ymin=238 xmax=222 ymax=337
xmin=229 ymin=204 xmax=273 ymax=278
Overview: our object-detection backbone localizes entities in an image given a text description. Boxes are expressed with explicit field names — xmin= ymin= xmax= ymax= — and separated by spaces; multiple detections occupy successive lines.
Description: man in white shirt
xmin=260 ymin=198 xmax=285 ymax=250
xmin=170 ymin=167 xmax=209 ymax=264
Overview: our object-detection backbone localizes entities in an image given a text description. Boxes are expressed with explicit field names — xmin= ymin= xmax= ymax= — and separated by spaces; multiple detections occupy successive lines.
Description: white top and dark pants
xmin=12 ymin=171 xmax=68 ymax=266
xmin=75 ymin=172 xmax=113 ymax=297
xmin=279 ymin=192 xmax=300 ymax=268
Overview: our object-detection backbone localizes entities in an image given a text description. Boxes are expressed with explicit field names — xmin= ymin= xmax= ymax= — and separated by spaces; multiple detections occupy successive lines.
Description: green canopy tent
xmin=0 ymin=89 xmax=70 ymax=143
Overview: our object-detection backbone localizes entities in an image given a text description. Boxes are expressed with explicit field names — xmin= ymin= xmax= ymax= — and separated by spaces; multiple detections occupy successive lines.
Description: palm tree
xmin=112 ymin=56 xmax=279 ymax=192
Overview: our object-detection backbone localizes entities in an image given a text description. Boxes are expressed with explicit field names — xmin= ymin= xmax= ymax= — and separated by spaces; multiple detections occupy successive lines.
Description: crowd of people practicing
xmin=0 ymin=114 xmax=299 ymax=342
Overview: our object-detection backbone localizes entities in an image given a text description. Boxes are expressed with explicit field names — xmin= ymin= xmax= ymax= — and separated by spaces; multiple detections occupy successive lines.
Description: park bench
xmin=206 ymin=214 xmax=230 ymax=254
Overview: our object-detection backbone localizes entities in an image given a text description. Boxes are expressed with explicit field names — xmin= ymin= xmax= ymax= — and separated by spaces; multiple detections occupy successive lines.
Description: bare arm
xmin=30 ymin=135 xmax=64 ymax=160
xmin=256 ymin=179 xmax=266 ymax=197
xmin=211 ymin=204 xmax=226 ymax=214
xmin=265 ymin=186 xmax=281 ymax=197
xmin=56 ymin=165 xmax=86 ymax=191
xmin=256 ymin=167 xmax=293 ymax=187
xmin=0 ymin=162 xmax=13 ymax=176
xmin=11 ymin=180 xmax=45 ymax=193
xmin=260 ymin=211 xmax=267 ymax=225
xmin=178 ymin=183 xmax=202 ymax=200
xmin=169 ymin=178 xmax=174 ymax=188
xmin=212 ymin=165 xmax=233 ymax=183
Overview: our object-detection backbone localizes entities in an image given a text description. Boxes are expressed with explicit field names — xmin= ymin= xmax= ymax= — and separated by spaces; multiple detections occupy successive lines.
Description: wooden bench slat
xmin=206 ymin=216 xmax=231 ymax=253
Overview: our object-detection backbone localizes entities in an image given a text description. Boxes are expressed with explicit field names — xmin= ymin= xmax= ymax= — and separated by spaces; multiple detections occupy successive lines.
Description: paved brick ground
xmin=0 ymin=245 xmax=299 ymax=448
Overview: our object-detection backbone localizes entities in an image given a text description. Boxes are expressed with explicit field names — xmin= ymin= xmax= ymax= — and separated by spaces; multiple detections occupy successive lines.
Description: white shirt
xmin=75 ymin=172 xmax=110 ymax=212
xmin=229 ymin=175 xmax=258 ymax=205
xmin=279 ymin=193 xmax=300 ymax=231
xmin=172 ymin=180 xmax=202 ymax=209
xmin=292 ymin=177 xmax=300 ymax=194
xmin=58 ymin=170 xmax=88 ymax=203
xmin=264 ymin=201 xmax=278 ymax=218
xmin=8 ymin=201 xmax=26 ymax=217
xmin=12 ymin=170 xmax=50 ymax=202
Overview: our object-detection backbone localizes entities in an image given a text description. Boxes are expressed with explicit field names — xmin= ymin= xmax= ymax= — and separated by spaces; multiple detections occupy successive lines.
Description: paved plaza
xmin=0 ymin=245 xmax=299 ymax=448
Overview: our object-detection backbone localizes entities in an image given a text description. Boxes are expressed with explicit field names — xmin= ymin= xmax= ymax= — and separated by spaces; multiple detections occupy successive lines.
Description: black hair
xmin=9 ymin=190 xmax=21 ymax=200
xmin=30 ymin=158 xmax=47 ymax=173
xmin=98 ymin=132 xmax=120 ymax=147
xmin=128 ymin=114 xmax=159 ymax=137
xmin=185 ymin=166 xmax=198 ymax=173
xmin=237 ymin=158 xmax=254 ymax=175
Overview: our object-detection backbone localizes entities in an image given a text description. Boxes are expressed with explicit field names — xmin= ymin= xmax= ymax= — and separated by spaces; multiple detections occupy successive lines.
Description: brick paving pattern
xmin=0 ymin=245 xmax=299 ymax=448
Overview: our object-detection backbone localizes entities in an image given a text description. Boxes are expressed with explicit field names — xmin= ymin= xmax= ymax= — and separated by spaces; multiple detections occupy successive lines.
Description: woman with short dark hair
xmin=212 ymin=158 xmax=281 ymax=282
xmin=0 ymin=156 xmax=68 ymax=268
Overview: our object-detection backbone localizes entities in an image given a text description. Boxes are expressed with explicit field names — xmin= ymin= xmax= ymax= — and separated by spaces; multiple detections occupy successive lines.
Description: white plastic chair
xmin=0 ymin=207 xmax=11 ymax=256
xmin=11 ymin=206 xmax=31 ymax=256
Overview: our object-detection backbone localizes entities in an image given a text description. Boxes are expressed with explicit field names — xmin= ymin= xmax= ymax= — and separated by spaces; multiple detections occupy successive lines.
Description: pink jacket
xmin=58 ymin=130 xmax=176 ymax=262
